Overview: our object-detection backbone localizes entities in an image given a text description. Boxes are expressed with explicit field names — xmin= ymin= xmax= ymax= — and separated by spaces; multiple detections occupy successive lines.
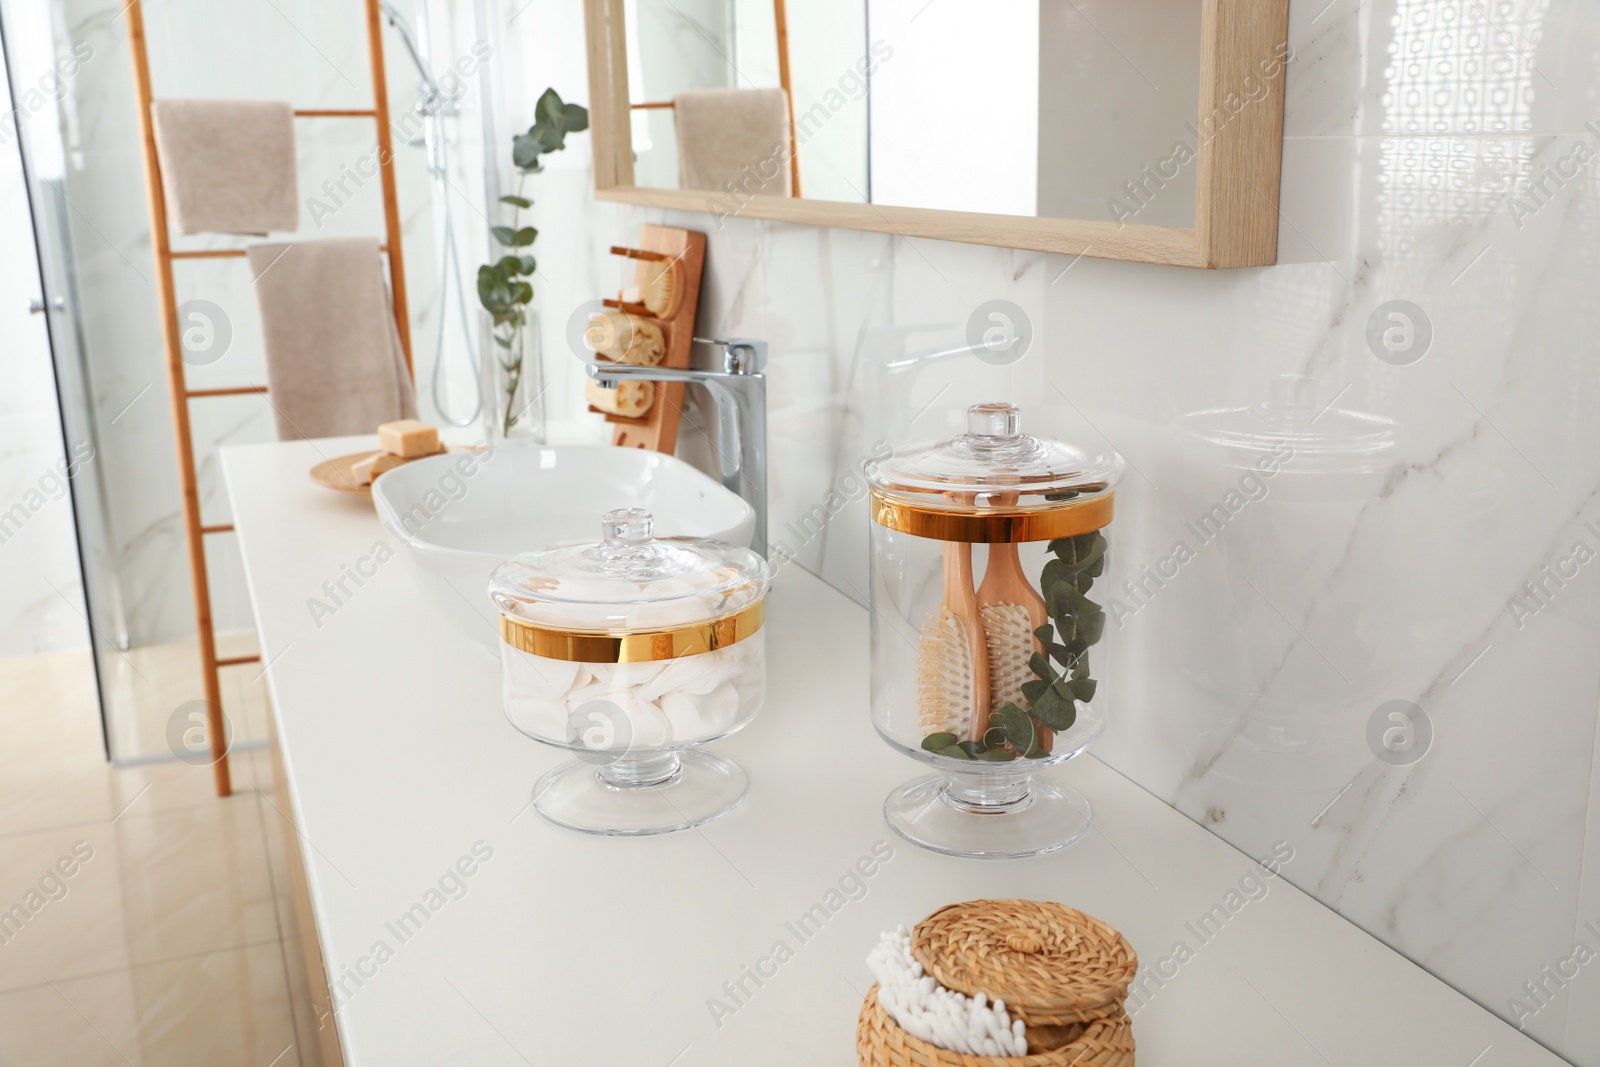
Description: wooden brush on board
xmin=915 ymin=541 xmax=990 ymax=741
xmin=621 ymin=258 xmax=682 ymax=318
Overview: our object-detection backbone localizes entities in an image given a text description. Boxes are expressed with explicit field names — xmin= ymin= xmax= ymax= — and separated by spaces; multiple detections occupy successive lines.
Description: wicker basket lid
xmin=910 ymin=900 xmax=1137 ymax=1026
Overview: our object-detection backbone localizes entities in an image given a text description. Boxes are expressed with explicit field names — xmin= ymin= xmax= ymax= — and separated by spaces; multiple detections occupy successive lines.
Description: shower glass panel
xmin=3 ymin=0 xmax=460 ymax=762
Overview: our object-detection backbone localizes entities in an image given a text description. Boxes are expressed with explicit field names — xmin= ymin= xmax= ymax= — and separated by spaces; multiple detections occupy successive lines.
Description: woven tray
xmin=856 ymin=986 xmax=1134 ymax=1067
xmin=911 ymin=900 xmax=1137 ymax=1026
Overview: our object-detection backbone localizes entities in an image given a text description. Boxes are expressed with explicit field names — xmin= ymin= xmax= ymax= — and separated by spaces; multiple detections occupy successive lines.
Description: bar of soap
xmin=378 ymin=419 xmax=441 ymax=458
xmin=352 ymin=451 xmax=407 ymax=486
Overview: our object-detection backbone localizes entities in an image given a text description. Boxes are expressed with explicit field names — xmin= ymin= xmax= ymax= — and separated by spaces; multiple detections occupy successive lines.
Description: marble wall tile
xmin=1286 ymin=0 xmax=1600 ymax=140
xmin=507 ymin=0 xmax=1600 ymax=1058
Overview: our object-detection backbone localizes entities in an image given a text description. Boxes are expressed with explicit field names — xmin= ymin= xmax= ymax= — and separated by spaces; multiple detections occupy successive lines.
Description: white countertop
xmin=224 ymin=436 xmax=1562 ymax=1067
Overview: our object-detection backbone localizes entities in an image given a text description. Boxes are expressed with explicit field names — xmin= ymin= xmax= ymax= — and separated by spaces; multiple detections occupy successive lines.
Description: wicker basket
xmin=912 ymin=900 xmax=1138 ymax=1026
xmin=857 ymin=899 xmax=1138 ymax=1066
xmin=857 ymin=987 xmax=1135 ymax=1067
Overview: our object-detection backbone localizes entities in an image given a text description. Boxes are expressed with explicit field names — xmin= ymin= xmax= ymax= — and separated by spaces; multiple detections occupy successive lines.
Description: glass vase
xmin=483 ymin=310 xmax=545 ymax=444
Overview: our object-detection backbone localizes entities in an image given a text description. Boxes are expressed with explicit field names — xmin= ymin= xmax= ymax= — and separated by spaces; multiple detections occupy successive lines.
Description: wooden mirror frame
xmin=583 ymin=0 xmax=1289 ymax=269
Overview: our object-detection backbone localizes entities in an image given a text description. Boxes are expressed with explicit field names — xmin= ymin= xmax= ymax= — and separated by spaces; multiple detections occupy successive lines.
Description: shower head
xmin=378 ymin=0 xmax=441 ymax=97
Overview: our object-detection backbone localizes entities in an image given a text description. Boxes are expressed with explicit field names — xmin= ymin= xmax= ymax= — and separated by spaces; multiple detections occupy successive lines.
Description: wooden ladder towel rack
xmin=126 ymin=0 xmax=412 ymax=796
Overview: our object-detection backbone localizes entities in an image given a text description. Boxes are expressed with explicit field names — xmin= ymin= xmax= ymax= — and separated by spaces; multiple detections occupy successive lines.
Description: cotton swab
xmin=865 ymin=926 xmax=1028 ymax=1057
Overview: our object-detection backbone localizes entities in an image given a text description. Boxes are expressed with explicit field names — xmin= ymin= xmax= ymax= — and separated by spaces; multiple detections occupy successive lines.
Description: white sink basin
xmin=371 ymin=445 xmax=755 ymax=649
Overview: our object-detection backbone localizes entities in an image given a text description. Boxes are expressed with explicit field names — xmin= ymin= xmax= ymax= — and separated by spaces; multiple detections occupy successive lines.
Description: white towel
xmin=247 ymin=238 xmax=417 ymax=440
xmin=151 ymin=99 xmax=298 ymax=235
xmin=672 ymin=88 xmax=792 ymax=196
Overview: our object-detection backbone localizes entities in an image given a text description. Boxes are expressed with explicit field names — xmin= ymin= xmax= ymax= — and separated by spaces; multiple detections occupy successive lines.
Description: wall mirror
xmin=584 ymin=0 xmax=1290 ymax=268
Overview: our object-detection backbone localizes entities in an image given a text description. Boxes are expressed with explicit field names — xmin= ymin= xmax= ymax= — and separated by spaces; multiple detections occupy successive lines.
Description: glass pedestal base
xmin=883 ymin=772 xmax=1092 ymax=859
xmin=531 ymin=749 xmax=747 ymax=836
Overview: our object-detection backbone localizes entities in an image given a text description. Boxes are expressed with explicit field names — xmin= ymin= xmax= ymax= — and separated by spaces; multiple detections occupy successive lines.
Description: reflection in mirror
xmin=627 ymin=0 xmax=1200 ymax=226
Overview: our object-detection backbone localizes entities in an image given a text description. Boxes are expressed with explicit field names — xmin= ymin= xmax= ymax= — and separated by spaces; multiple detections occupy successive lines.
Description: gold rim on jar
xmin=497 ymin=600 xmax=764 ymax=662
xmin=869 ymin=490 xmax=1114 ymax=543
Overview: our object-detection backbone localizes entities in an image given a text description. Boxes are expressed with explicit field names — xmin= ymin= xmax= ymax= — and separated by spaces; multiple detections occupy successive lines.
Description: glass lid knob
xmin=1266 ymin=374 xmax=1316 ymax=419
xmin=967 ymin=402 xmax=1022 ymax=441
xmin=601 ymin=507 xmax=654 ymax=546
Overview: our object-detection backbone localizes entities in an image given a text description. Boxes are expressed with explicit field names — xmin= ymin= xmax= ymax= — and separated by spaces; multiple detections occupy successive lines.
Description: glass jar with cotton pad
xmin=863 ymin=403 xmax=1124 ymax=858
xmin=488 ymin=507 xmax=770 ymax=835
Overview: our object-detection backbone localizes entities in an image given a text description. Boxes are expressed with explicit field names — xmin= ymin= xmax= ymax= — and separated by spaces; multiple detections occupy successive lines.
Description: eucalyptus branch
xmin=476 ymin=88 xmax=588 ymax=434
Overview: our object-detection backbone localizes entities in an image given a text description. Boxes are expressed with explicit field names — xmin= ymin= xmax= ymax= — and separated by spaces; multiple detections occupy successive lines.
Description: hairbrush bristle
xmin=641 ymin=260 xmax=679 ymax=317
xmin=916 ymin=604 xmax=973 ymax=737
xmin=982 ymin=603 xmax=1035 ymax=712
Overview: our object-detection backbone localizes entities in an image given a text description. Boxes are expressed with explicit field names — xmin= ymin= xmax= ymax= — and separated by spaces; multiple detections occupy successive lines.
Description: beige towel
xmin=247 ymin=238 xmax=417 ymax=440
xmin=672 ymin=88 xmax=792 ymax=196
xmin=151 ymin=99 xmax=298 ymax=235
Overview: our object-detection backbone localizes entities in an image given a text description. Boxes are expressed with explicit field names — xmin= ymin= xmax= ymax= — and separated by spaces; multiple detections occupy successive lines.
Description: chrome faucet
xmin=587 ymin=338 xmax=769 ymax=558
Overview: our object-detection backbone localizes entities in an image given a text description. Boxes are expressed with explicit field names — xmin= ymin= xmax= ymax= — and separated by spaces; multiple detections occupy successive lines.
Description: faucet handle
xmin=693 ymin=337 xmax=767 ymax=375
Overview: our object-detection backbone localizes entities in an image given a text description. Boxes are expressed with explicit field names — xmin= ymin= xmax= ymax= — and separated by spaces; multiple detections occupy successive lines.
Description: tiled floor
xmin=97 ymin=630 xmax=271 ymax=764
xmin=0 ymin=650 xmax=320 ymax=1067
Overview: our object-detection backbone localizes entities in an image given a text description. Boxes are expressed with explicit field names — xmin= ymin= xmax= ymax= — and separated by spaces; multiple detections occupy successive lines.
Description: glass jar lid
xmin=488 ymin=508 xmax=769 ymax=641
xmin=1177 ymin=375 xmax=1395 ymax=473
xmin=864 ymin=403 xmax=1123 ymax=541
